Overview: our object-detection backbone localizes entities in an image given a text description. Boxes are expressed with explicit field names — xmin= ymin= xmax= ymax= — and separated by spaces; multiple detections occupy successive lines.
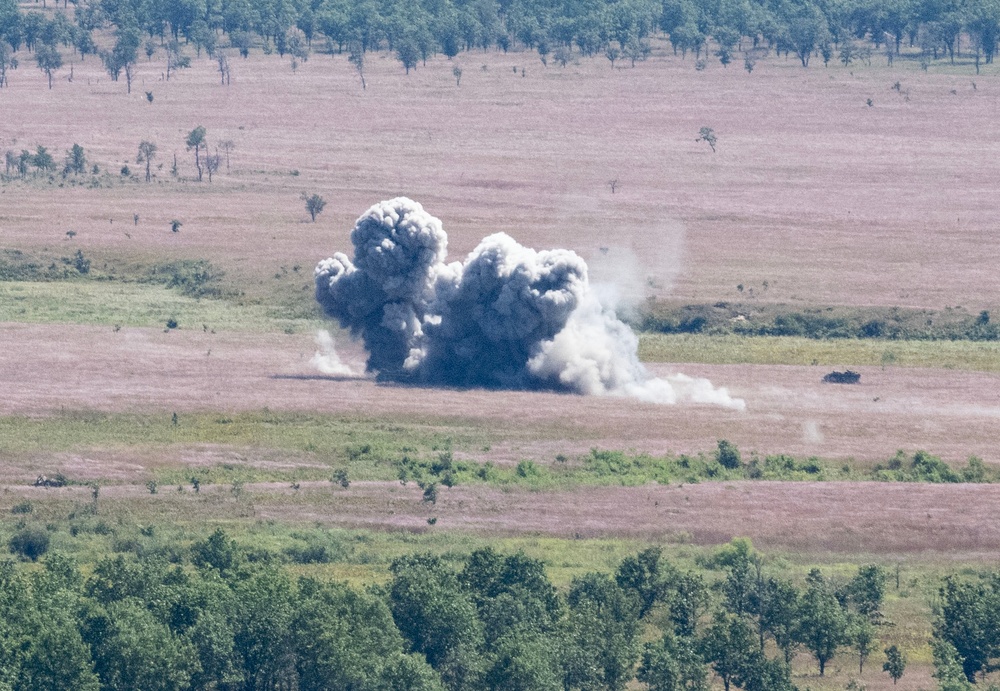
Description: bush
xmin=11 ymin=501 xmax=32 ymax=515
xmin=10 ymin=527 xmax=51 ymax=561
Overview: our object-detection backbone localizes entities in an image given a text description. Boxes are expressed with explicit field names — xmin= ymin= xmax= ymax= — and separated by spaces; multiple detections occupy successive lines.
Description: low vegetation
xmin=639 ymin=301 xmax=1000 ymax=342
xmin=0 ymin=410 xmax=991 ymax=492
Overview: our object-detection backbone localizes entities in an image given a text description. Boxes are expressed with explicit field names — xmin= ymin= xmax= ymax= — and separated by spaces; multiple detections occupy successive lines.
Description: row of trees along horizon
xmin=1 ymin=528 xmax=998 ymax=690
xmin=0 ymin=0 xmax=998 ymax=91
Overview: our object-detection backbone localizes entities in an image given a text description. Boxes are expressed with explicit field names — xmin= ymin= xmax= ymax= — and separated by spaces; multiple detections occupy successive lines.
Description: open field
xmin=2 ymin=39 xmax=999 ymax=309
xmin=2 ymin=322 xmax=999 ymax=464
xmin=3 ymin=37 xmax=1000 ymax=690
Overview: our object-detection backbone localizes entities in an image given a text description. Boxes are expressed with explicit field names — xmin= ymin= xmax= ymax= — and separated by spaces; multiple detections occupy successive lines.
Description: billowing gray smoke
xmin=315 ymin=198 xmax=744 ymax=409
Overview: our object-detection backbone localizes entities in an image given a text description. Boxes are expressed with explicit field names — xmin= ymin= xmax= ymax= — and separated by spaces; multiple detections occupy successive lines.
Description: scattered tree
xmin=0 ymin=40 xmax=11 ymax=88
xmin=697 ymin=127 xmax=717 ymax=153
xmin=186 ymin=126 xmax=206 ymax=181
xmin=205 ymin=153 xmax=221 ymax=182
xmin=302 ymin=193 xmax=326 ymax=222
xmin=883 ymin=644 xmax=906 ymax=685
xmin=348 ymin=41 xmax=365 ymax=90
xmin=219 ymin=140 xmax=235 ymax=172
xmin=65 ymin=144 xmax=86 ymax=175
xmin=216 ymin=52 xmax=230 ymax=85
xmin=35 ymin=43 xmax=62 ymax=88
xmin=136 ymin=140 xmax=156 ymax=182
xmin=397 ymin=38 xmax=419 ymax=74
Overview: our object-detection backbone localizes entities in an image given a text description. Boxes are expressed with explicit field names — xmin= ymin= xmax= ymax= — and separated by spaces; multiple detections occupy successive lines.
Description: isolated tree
xmin=204 ymin=153 xmax=221 ymax=182
xmin=697 ymin=127 xmax=718 ymax=153
xmin=186 ymin=126 xmax=206 ymax=181
xmin=219 ymin=140 xmax=235 ymax=172
xmin=35 ymin=43 xmax=62 ymax=89
xmin=883 ymin=644 xmax=906 ymax=685
xmin=452 ymin=65 xmax=462 ymax=85
xmin=136 ymin=140 xmax=156 ymax=182
xmin=302 ymin=193 xmax=326 ymax=222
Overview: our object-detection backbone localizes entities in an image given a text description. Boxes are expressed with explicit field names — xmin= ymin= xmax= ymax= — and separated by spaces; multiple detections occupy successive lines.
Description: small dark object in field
xmin=823 ymin=370 xmax=861 ymax=384
xmin=33 ymin=474 xmax=67 ymax=488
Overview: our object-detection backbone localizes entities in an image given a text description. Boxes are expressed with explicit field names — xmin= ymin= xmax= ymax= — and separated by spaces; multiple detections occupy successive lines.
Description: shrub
xmin=10 ymin=527 xmax=51 ymax=561
xmin=11 ymin=501 xmax=32 ymax=515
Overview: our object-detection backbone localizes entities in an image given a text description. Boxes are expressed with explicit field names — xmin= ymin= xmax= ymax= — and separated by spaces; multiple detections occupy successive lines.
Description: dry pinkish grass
xmin=1 ymin=322 xmax=999 ymax=466
xmin=1 ymin=41 xmax=998 ymax=309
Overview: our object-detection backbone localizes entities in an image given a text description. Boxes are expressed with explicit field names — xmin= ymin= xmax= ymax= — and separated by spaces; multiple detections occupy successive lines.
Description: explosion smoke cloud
xmin=315 ymin=198 xmax=744 ymax=410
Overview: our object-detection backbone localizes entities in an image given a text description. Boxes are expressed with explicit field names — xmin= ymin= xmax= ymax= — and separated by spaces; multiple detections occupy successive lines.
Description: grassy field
xmin=3 ymin=35 xmax=1000 ymax=690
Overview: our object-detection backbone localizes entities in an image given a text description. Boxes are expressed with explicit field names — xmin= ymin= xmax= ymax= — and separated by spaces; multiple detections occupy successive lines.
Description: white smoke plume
xmin=315 ymin=198 xmax=744 ymax=409
xmin=310 ymin=330 xmax=357 ymax=376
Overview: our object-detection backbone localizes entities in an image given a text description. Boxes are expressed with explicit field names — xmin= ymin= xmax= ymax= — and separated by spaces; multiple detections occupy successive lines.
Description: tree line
xmin=1 ymin=0 xmax=998 ymax=90
xmin=0 ymin=527 xmax=997 ymax=690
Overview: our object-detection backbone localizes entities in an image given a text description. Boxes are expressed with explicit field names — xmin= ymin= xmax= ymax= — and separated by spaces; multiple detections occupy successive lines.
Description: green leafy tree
xmin=563 ymin=573 xmax=641 ymax=691
xmin=10 ymin=528 xmax=50 ymax=561
xmin=756 ymin=577 xmax=800 ymax=662
xmin=883 ymin=643 xmax=906 ymax=685
xmin=796 ymin=568 xmax=850 ymax=676
xmin=638 ymin=632 xmax=708 ymax=691
xmin=0 ymin=40 xmax=12 ymax=88
xmin=848 ymin=564 xmax=887 ymax=621
xmin=389 ymin=554 xmax=484 ymax=677
xmin=35 ymin=43 xmax=61 ymax=89
xmin=31 ymin=145 xmax=54 ymax=173
xmin=85 ymin=598 xmax=199 ymax=690
xmin=190 ymin=528 xmax=242 ymax=574
xmin=397 ymin=36 xmax=419 ymax=73
xmin=137 ymin=140 xmax=156 ymax=182
xmin=699 ymin=611 xmax=757 ymax=691
xmin=303 ymin=193 xmax=327 ymax=221
xmin=849 ymin=613 xmax=877 ymax=674
xmin=931 ymin=639 xmax=971 ymax=690
xmin=231 ymin=568 xmax=298 ymax=690
xmin=615 ymin=547 xmax=675 ymax=619
xmin=65 ymin=144 xmax=86 ymax=175
xmin=935 ymin=574 xmax=1000 ymax=681
xmin=294 ymin=579 xmax=444 ymax=690
xmin=716 ymin=439 xmax=740 ymax=468
xmin=186 ymin=126 xmax=207 ymax=181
